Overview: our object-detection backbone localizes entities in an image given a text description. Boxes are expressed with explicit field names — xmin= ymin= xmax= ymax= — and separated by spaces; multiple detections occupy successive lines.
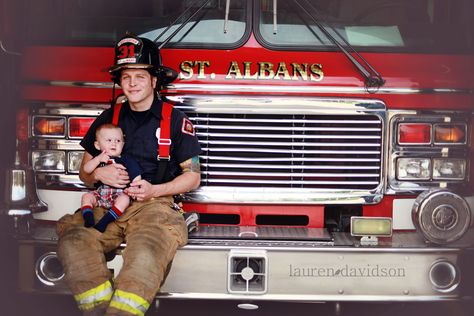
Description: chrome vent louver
xmin=173 ymin=96 xmax=384 ymax=201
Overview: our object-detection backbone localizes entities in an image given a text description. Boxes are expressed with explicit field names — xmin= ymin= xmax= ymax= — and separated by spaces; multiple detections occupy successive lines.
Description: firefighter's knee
xmin=58 ymin=226 xmax=100 ymax=262
xmin=56 ymin=211 xmax=80 ymax=237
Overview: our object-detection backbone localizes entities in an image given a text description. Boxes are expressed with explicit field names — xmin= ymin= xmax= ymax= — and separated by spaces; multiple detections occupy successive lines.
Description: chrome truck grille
xmin=170 ymin=95 xmax=386 ymax=204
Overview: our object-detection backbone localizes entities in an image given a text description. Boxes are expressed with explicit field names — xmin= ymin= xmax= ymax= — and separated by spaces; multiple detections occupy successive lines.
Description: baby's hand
xmin=98 ymin=151 xmax=110 ymax=163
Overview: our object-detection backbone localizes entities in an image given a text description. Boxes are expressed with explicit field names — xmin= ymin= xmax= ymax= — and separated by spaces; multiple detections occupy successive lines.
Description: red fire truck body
xmin=2 ymin=0 xmax=474 ymax=308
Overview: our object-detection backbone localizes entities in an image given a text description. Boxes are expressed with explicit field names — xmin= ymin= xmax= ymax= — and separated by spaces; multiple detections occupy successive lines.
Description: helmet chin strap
xmin=110 ymin=82 xmax=117 ymax=107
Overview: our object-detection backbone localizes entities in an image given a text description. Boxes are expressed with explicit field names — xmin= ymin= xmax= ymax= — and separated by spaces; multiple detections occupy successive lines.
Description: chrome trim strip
xmin=195 ymin=124 xmax=382 ymax=132
xmin=204 ymin=171 xmax=379 ymax=178
xmin=200 ymin=140 xmax=381 ymax=147
xmin=181 ymin=187 xmax=382 ymax=204
xmin=181 ymin=243 xmax=460 ymax=252
xmin=202 ymin=155 xmax=380 ymax=162
xmin=34 ymin=80 xmax=473 ymax=95
xmin=35 ymin=104 xmax=108 ymax=116
xmin=157 ymin=293 xmax=459 ymax=302
xmin=36 ymin=139 xmax=82 ymax=150
xmin=206 ymin=179 xmax=380 ymax=185
xmin=201 ymin=147 xmax=381 ymax=154
xmin=202 ymin=163 xmax=379 ymax=170
xmin=48 ymin=81 xmax=115 ymax=89
xmin=197 ymin=132 xmax=381 ymax=139
xmin=192 ymin=117 xmax=382 ymax=124
xmin=169 ymin=84 xmax=473 ymax=95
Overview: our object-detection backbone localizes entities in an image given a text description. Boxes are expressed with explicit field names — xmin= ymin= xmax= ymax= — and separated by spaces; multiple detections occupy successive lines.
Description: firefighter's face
xmin=120 ymin=69 xmax=157 ymax=109
xmin=94 ymin=127 xmax=125 ymax=157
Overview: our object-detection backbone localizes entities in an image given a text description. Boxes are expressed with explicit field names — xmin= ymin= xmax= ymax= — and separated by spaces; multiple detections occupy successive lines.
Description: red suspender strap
xmin=158 ymin=102 xmax=173 ymax=160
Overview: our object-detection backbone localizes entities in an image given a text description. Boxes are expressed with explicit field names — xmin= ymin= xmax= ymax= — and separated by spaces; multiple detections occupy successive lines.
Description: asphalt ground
xmin=2 ymin=294 xmax=474 ymax=316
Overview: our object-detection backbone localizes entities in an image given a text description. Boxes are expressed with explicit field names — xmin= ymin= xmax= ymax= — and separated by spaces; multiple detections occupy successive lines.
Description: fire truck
xmin=1 ymin=0 xmax=473 ymax=312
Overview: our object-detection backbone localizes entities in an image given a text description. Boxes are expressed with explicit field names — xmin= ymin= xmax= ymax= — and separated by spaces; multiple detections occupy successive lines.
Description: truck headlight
xmin=32 ymin=151 xmax=65 ymax=172
xmin=433 ymin=159 xmax=466 ymax=180
xmin=412 ymin=190 xmax=471 ymax=244
xmin=397 ymin=158 xmax=431 ymax=180
xmin=68 ymin=151 xmax=84 ymax=173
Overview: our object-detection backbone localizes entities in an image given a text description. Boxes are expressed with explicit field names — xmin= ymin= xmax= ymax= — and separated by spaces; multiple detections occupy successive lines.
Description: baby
xmin=81 ymin=123 xmax=142 ymax=232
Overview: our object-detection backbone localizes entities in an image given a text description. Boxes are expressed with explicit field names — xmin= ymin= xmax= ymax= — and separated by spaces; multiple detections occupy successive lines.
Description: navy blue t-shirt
xmin=95 ymin=155 xmax=142 ymax=189
xmin=80 ymin=96 xmax=201 ymax=184
xmin=110 ymin=155 xmax=142 ymax=181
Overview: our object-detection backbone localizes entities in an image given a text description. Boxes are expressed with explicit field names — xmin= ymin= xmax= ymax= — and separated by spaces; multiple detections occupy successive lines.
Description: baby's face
xmin=96 ymin=128 xmax=124 ymax=156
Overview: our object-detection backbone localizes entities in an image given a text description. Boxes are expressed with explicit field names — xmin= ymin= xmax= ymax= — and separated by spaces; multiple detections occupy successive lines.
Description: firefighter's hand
xmin=125 ymin=179 xmax=154 ymax=201
xmin=94 ymin=163 xmax=130 ymax=188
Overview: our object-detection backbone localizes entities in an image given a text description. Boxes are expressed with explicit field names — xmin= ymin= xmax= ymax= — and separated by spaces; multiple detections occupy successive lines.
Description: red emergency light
xmin=398 ymin=123 xmax=431 ymax=144
xmin=69 ymin=117 xmax=95 ymax=138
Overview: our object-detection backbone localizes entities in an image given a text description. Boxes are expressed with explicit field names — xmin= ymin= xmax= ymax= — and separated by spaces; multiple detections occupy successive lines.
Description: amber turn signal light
xmin=33 ymin=116 xmax=65 ymax=136
xmin=434 ymin=124 xmax=466 ymax=144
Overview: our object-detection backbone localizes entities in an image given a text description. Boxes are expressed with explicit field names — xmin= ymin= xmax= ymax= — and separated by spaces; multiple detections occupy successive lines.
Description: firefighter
xmin=57 ymin=33 xmax=201 ymax=315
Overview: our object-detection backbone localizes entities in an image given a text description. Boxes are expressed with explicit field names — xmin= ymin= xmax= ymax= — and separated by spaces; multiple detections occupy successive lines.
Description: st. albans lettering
xmin=179 ymin=60 xmax=324 ymax=82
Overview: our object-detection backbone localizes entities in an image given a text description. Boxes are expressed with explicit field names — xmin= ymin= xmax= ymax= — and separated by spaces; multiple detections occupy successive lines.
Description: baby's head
xmin=94 ymin=124 xmax=125 ymax=156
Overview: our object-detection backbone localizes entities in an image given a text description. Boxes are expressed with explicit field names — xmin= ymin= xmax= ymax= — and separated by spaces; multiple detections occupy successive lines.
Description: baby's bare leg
xmin=81 ymin=192 xmax=98 ymax=208
xmin=113 ymin=193 xmax=131 ymax=214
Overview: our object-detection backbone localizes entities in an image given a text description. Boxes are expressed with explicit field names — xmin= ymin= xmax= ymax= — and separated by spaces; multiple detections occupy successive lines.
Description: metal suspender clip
xmin=158 ymin=139 xmax=172 ymax=145
xmin=157 ymin=139 xmax=171 ymax=160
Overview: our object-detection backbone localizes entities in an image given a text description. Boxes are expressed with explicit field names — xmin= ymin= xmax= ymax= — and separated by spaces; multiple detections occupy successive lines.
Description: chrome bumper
xmin=16 ymin=225 xmax=474 ymax=302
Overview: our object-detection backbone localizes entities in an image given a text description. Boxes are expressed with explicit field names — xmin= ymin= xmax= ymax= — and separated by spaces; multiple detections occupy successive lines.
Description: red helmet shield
xmin=109 ymin=33 xmax=178 ymax=86
xmin=115 ymin=37 xmax=144 ymax=67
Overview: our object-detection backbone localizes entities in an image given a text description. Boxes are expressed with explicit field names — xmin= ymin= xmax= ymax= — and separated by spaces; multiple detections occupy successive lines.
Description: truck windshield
xmin=7 ymin=0 xmax=248 ymax=47
xmin=256 ymin=0 xmax=474 ymax=53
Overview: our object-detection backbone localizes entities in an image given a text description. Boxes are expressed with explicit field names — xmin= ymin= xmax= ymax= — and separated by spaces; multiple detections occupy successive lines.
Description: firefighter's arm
xmin=126 ymin=156 xmax=200 ymax=201
xmin=79 ymin=151 xmax=130 ymax=187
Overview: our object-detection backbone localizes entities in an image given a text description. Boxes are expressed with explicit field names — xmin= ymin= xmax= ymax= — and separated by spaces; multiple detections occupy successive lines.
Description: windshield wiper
xmin=0 ymin=40 xmax=21 ymax=56
xmin=224 ymin=0 xmax=230 ymax=33
xmin=154 ymin=0 xmax=212 ymax=49
xmin=293 ymin=0 xmax=385 ymax=88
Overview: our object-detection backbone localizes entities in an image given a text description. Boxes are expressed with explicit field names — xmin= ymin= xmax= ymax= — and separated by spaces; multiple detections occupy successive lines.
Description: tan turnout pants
xmin=57 ymin=196 xmax=188 ymax=316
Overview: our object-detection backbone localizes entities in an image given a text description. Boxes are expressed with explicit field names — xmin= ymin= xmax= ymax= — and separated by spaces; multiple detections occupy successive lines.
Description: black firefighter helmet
xmin=109 ymin=33 xmax=178 ymax=86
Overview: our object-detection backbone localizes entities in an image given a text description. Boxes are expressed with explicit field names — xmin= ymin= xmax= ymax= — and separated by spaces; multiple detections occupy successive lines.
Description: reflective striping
xmin=74 ymin=280 xmax=113 ymax=311
xmin=109 ymin=289 xmax=150 ymax=316
xmin=35 ymin=79 xmax=474 ymax=95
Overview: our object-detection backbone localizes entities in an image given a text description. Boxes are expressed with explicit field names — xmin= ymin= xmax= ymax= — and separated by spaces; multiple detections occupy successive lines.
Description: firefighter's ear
xmin=94 ymin=141 xmax=101 ymax=151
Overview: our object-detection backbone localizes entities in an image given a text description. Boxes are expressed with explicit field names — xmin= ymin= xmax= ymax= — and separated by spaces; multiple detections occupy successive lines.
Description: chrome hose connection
xmin=412 ymin=190 xmax=471 ymax=244
xmin=35 ymin=252 xmax=65 ymax=286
